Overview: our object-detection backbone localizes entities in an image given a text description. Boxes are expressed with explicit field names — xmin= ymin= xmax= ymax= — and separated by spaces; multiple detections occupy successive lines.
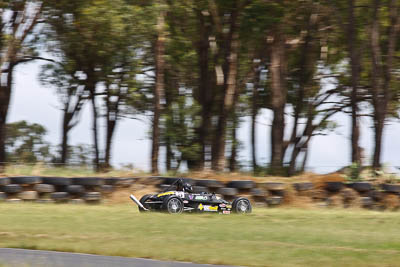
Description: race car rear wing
xmin=130 ymin=194 xmax=149 ymax=211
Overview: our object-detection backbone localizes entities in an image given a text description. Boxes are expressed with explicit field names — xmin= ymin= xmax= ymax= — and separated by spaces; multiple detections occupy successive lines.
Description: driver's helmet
xmin=183 ymin=183 xmax=193 ymax=193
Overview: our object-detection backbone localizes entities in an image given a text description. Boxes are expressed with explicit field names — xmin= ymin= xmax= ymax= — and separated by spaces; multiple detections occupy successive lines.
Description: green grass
xmin=0 ymin=204 xmax=400 ymax=266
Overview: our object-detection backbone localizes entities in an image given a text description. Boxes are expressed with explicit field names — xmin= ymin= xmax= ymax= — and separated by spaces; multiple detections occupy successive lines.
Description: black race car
xmin=130 ymin=179 xmax=252 ymax=214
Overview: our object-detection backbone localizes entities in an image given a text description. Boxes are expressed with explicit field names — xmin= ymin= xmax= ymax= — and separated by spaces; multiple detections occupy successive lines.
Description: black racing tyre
xmin=325 ymin=182 xmax=344 ymax=192
xmin=226 ymin=180 xmax=255 ymax=189
xmin=9 ymin=176 xmax=42 ymax=185
xmin=104 ymin=177 xmax=122 ymax=185
xmin=1 ymin=184 xmax=22 ymax=193
xmin=18 ymin=191 xmax=38 ymax=200
xmin=267 ymin=196 xmax=283 ymax=206
xmin=162 ymin=195 xmax=184 ymax=214
xmin=217 ymin=187 xmax=238 ymax=196
xmin=83 ymin=192 xmax=102 ymax=201
xmin=0 ymin=178 xmax=10 ymax=186
xmin=72 ymin=177 xmax=104 ymax=186
xmin=33 ymin=184 xmax=55 ymax=193
xmin=139 ymin=194 xmax=153 ymax=212
xmin=351 ymin=182 xmax=372 ymax=193
xmin=66 ymin=185 xmax=85 ymax=194
xmin=192 ymin=186 xmax=209 ymax=193
xmin=360 ymin=196 xmax=373 ymax=207
xmin=368 ymin=190 xmax=383 ymax=201
xmin=381 ymin=184 xmax=400 ymax=193
xmin=163 ymin=177 xmax=194 ymax=185
xmin=293 ymin=182 xmax=313 ymax=191
xmin=250 ymin=188 xmax=266 ymax=197
xmin=232 ymin=197 xmax=252 ymax=214
xmin=117 ymin=178 xmax=137 ymax=188
xmin=195 ymin=179 xmax=223 ymax=188
xmin=101 ymin=185 xmax=114 ymax=193
xmin=51 ymin=192 xmax=69 ymax=201
xmin=41 ymin=177 xmax=72 ymax=186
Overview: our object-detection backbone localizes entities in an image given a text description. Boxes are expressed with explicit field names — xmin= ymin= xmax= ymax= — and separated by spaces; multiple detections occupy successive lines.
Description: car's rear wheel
xmin=232 ymin=197 xmax=252 ymax=214
xmin=162 ymin=196 xmax=184 ymax=214
xmin=139 ymin=194 xmax=152 ymax=212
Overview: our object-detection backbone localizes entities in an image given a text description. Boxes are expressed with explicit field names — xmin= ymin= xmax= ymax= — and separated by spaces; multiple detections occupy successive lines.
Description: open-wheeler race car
xmin=130 ymin=179 xmax=252 ymax=214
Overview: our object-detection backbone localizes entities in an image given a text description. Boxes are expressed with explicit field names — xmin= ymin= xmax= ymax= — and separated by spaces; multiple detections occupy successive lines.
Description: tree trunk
xmin=369 ymin=0 xmax=399 ymax=169
xmin=229 ymin=118 xmax=238 ymax=172
xmin=251 ymin=62 xmax=261 ymax=173
xmin=105 ymin=119 xmax=116 ymax=170
xmin=373 ymin=114 xmax=384 ymax=169
xmin=196 ymin=10 xmax=211 ymax=170
xmin=0 ymin=2 xmax=42 ymax=172
xmin=90 ymin=92 xmax=100 ymax=172
xmin=212 ymin=5 xmax=240 ymax=172
xmin=300 ymin=144 xmax=308 ymax=172
xmin=152 ymin=8 xmax=166 ymax=174
xmin=251 ymin=103 xmax=258 ymax=172
xmin=269 ymin=33 xmax=287 ymax=173
xmin=0 ymin=69 xmax=13 ymax=171
xmin=60 ymin=110 xmax=71 ymax=164
xmin=166 ymin=136 xmax=172 ymax=171
xmin=347 ymin=0 xmax=361 ymax=165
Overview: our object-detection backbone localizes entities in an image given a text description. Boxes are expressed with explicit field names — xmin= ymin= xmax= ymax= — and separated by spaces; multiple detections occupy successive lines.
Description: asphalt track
xmin=0 ymin=248 xmax=235 ymax=267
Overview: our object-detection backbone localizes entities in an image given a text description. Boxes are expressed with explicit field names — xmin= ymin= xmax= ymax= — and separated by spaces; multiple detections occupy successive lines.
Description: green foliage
xmin=345 ymin=162 xmax=362 ymax=182
xmin=5 ymin=121 xmax=51 ymax=163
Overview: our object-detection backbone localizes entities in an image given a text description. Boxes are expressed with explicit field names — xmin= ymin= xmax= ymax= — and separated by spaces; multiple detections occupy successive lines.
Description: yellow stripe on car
xmin=157 ymin=192 xmax=174 ymax=197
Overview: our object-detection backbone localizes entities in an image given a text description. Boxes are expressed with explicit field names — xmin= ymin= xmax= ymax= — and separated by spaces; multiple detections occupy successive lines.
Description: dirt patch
xmin=381 ymin=193 xmax=400 ymax=210
xmin=106 ymin=184 xmax=158 ymax=204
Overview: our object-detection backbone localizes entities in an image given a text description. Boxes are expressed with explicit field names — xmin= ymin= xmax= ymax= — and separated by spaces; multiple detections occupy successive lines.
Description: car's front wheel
xmin=139 ymin=194 xmax=152 ymax=212
xmin=232 ymin=197 xmax=252 ymax=214
xmin=162 ymin=196 xmax=184 ymax=214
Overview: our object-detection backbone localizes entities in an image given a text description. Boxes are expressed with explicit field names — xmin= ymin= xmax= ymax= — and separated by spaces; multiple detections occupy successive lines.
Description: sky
xmin=8 ymin=61 xmax=400 ymax=174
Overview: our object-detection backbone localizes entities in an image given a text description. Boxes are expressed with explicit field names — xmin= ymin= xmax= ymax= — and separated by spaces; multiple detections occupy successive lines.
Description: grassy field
xmin=0 ymin=204 xmax=400 ymax=266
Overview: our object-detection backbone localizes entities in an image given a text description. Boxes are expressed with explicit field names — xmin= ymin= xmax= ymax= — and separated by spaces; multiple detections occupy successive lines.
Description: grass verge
xmin=0 ymin=204 xmax=399 ymax=266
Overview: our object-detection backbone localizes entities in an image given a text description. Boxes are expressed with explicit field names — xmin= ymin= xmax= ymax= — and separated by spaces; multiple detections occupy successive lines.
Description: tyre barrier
xmin=0 ymin=176 xmax=123 ymax=204
xmin=0 ymin=177 xmax=10 ymax=186
xmin=195 ymin=179 xmax=223 ymax=188
xmin=293 ymin=182 xmax=313 ymax=191
xmin=0 ymin=176 xmax=400 ymax=209
xmin=1 ymin=184 xmax=22 ymax=193
xmin=33 ymin=184 xmax=55 ymax=193
xmin=9 ymin=176 xmax=42 ymax=185
xmin=217 ymin=187 xmax=238 ymax=196
xmin=226 ymin=180 xmax=255 ymax=190
xmin=42 ymin=177 xmax=71 ymax=186
xmin=66 ymin=185 xmax=86 ymax=195
xmin=72 ymin=177 xmax=104 ymax=186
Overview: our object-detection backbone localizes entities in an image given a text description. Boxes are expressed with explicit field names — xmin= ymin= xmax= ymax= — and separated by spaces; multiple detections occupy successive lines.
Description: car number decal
xmin=175 ymin=192 xmax=185 ymax=198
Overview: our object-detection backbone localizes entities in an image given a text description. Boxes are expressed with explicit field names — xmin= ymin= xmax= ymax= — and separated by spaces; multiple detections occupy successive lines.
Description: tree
xmin=5 ymin=121 xmax=52 ymax=163
xmin=40 ymin=63 xmax=88 ymax=164
xmin=45 ymin=0 xmax=145 ymax=171
xmin=368 ymin=0 xmax=400 ymax=169
xmin=0 ymin=1 xmax=45 ymax=171
xmin=151 ymin=0 xmax=167 ymax=174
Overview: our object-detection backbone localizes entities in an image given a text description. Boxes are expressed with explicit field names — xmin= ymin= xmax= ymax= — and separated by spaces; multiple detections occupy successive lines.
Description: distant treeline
xmin=0 ymin=0 xmax=399 ymax=175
